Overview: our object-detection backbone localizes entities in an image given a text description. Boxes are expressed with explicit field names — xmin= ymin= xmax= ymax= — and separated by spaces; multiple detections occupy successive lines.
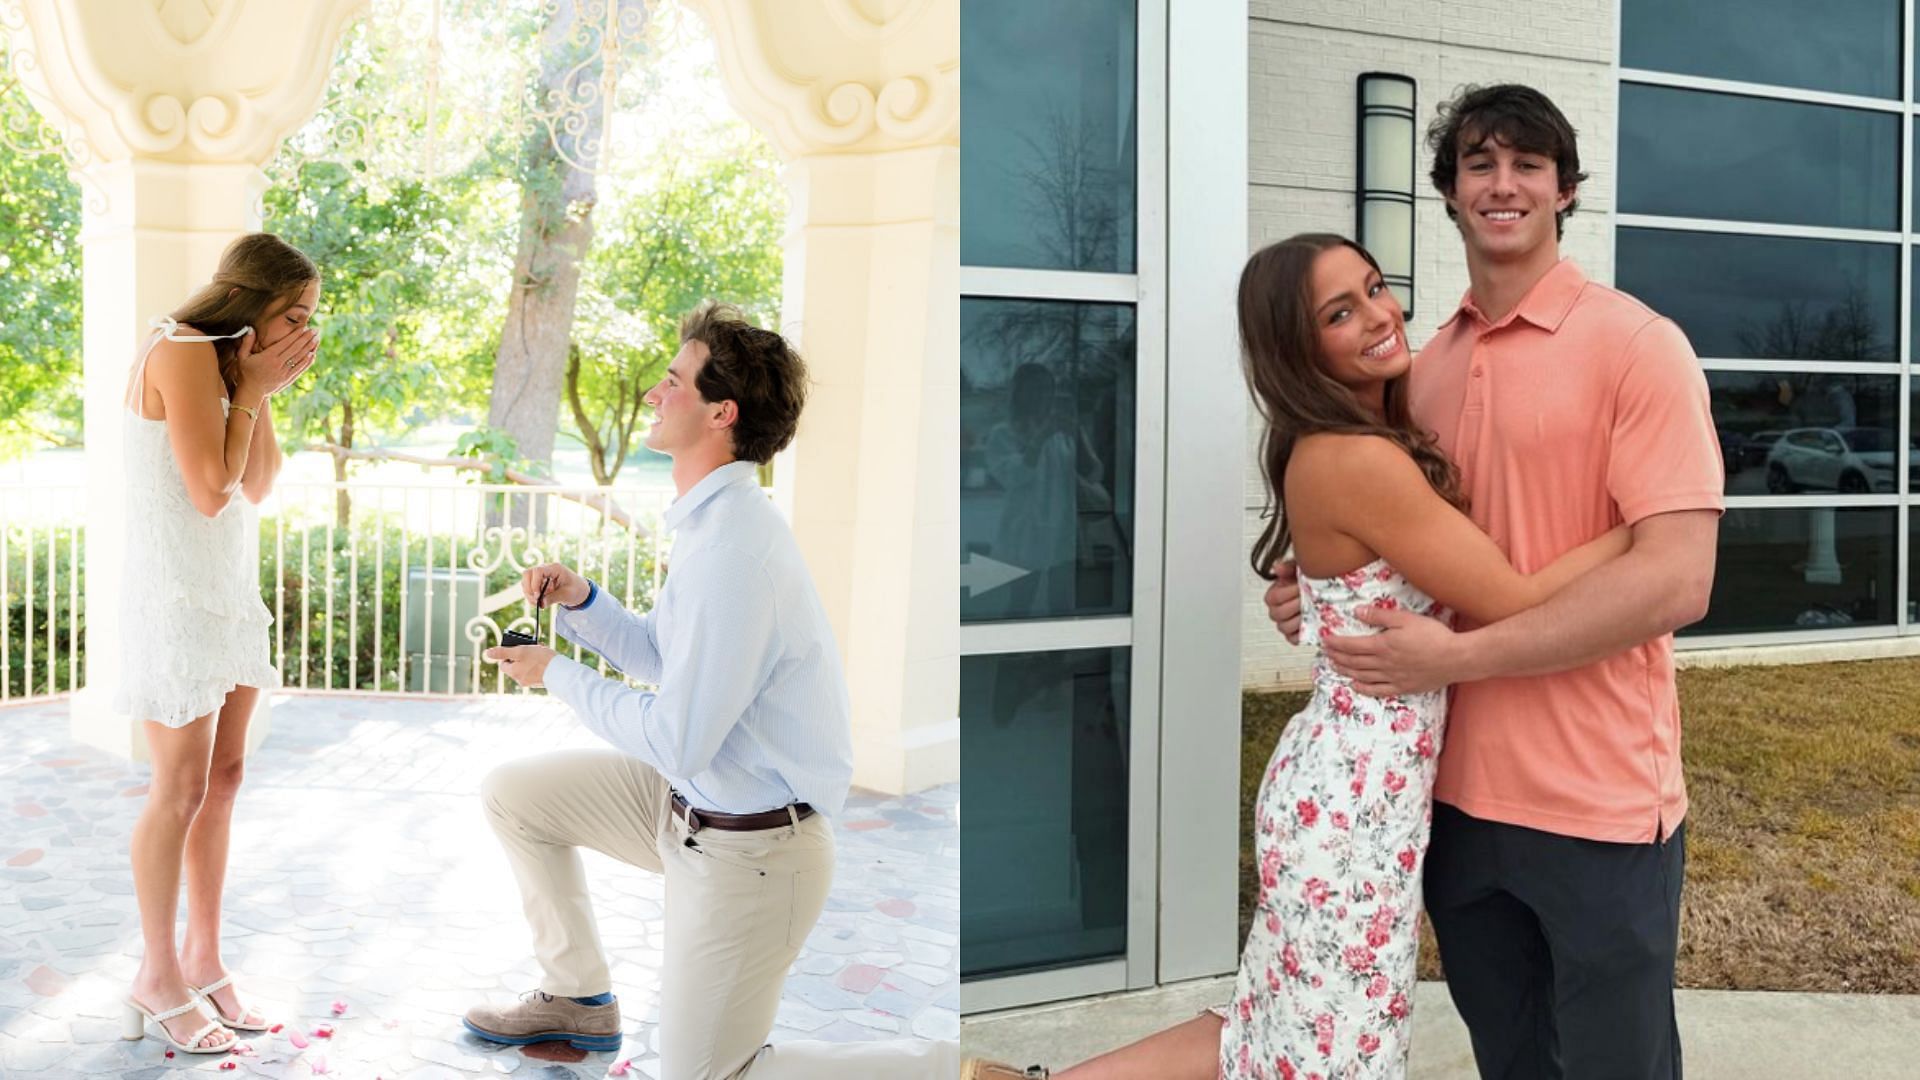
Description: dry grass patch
xmin=1239 ymin=658 xmax=1920 ymax=992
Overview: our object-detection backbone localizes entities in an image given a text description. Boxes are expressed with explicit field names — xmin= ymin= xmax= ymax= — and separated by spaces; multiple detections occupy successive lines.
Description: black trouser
xmin=1425 ymin=802 xmax=1686 ymax=1080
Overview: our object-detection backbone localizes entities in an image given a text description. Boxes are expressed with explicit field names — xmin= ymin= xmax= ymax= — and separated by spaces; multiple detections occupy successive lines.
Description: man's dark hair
xmin=1427 ymin=83 xmax=1588 ymax=240
xmin=678 ymin=301 xmax=807 ymax=465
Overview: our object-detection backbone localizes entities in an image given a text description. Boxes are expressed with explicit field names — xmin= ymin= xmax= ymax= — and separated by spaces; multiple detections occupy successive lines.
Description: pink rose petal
xmin=310 ymin=1051 xmax=329 ymax=1074
xmin=313 ymin=1023 xmax=334 ymax=1038
xmin=607 ymin=1061 xmax=631 ymax=1077
xmin=330 ymin=999 xmax=348 ymax=1016
xmin=288 ymin=1026 xmax=310 ymax=1049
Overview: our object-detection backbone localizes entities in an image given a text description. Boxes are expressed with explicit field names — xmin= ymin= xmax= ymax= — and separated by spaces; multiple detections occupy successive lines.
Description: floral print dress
xmin=1219 ymin=557 xmax=1449 ymax=1080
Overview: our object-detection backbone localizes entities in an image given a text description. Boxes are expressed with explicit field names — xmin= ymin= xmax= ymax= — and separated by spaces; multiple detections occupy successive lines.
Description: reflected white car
xmin=1764 ymin=426 xmax=1918 ymax=494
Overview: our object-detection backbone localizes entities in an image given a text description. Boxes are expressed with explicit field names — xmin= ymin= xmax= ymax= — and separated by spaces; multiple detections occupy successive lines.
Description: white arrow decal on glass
xmin=962 ymin=552 xmax=1030 ymax=598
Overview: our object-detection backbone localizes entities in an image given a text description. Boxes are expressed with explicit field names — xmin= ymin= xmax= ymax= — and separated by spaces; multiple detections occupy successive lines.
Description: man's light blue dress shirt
xmin=541 ymin=460 xmax=855 ymax=817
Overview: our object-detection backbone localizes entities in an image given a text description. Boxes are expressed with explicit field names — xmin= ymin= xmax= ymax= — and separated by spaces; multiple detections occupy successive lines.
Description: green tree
xmin=264 ymin=160 xmax=465 ymax=524
xmin=488 ymin=0 xmax=649 ymax=482
xmin=0 ymin=79 xmax=82 ymax=458
xmin=569 ymin=138 xmax=784 ymax=484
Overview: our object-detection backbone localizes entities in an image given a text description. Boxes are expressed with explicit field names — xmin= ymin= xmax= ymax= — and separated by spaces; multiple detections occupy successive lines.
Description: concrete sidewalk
xmin=962 ymin=976 xmax=1920 ymax=1079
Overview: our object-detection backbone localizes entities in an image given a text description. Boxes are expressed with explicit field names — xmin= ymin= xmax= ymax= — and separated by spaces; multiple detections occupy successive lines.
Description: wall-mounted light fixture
xmin=1356 ymin=73 xmax=1417 ymax=318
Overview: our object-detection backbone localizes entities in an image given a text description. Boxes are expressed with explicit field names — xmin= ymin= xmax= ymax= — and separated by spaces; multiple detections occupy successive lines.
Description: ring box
xmin=495 ymin=578 xmax=551 ymax=655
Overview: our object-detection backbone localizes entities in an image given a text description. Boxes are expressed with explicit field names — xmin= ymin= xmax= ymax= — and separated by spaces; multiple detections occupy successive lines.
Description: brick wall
xmin=1241 ymin=0 xmax=1618 ymax=689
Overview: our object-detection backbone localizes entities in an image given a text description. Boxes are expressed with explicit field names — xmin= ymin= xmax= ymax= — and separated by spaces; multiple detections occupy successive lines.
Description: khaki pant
xmin=482 ymin=749 xmax=958 ymax=1079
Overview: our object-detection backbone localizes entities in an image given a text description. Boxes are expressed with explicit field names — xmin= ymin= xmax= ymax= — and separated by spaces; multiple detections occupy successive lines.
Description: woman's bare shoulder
xmin=144 ymin=329 xmax=217 ymax=370
xmin=1288 ymin=432 xmax=1413 ymax=485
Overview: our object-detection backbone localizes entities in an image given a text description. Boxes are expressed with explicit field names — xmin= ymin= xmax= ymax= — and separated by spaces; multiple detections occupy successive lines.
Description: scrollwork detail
xmin=802 ymin=66 xmax=952 ymax=147
xmin=465 ymin=524 xmax=545 ymax=578
xmin=2 ymin=4 xmax=109 ymax=212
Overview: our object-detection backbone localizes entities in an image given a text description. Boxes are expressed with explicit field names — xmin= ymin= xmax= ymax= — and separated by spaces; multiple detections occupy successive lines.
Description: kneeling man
xmin=473 ymin=303 xmax=956 ymax=1078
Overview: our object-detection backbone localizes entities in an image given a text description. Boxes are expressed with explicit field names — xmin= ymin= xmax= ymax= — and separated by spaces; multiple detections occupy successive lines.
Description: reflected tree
xmin=1737 ymin=290 xmax=1888 ymax=365
xmin=1013 ymin=107 xmax=1124 ymax=272
xmin=963 ymin=104 xmax=1136 ymax=617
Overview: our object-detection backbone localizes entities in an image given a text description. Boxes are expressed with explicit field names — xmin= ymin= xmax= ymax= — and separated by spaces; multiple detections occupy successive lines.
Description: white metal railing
xmin=0 ymin=479 xmax=678 ymax=705
xmin=261 ymin=481 xmax=672 ymax=696
xmin=0 ymin=484 xmax=83 ymax=704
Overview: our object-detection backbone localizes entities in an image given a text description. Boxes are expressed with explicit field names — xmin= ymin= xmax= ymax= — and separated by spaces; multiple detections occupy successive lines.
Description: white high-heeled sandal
xmin=185 ymin=972 xmax=271 ymax=1032
xmin=122 ymin=995 xmax=237 ymax=1054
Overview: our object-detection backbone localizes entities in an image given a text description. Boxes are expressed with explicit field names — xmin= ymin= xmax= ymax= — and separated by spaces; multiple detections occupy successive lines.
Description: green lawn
xmin=1240 ymin=658 xmax=1920 ymax=992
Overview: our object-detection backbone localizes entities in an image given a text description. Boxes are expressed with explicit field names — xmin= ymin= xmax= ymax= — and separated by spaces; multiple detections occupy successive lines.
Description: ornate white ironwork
xmin=275 ymin=479 xmax=667 ymax=697
xmin=0 ymin=2 xmax=109 ymax=214
xmin=0 ymin=477 xmax=673 ymax=701
xmin=465 ymin=523 xmax=545 ymax=578
xmin=269 ymin=0 xmax=662 ymax=191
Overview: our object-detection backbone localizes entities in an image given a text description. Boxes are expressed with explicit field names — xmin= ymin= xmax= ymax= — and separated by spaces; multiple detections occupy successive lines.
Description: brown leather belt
xmin=671 ymin=791 xmax=814 ymax=833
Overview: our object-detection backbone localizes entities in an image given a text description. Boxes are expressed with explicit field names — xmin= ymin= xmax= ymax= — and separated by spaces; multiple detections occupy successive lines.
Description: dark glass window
xmin=1617 ymin=229 xmax=1896 ymax=362
xmin=1692 ymin=507 xmax=1896 ymax=635
xmin=1908 ymin=509 xmax=1920 ymax=624
xmin=961 ymin=0 xmax=1138 ymax=272
xmin=1619 ymin=86 xmax=1899 ymax=231
xmin=961 ymin=648 xmax=1131 ymax=978
xmin=961 ymin=299 xmax=1135 ymax=622
xmin=1622 ymin=0 xmax=1898 ymax=100
xmin=1709 ymin=372 xmax=1900 ymax=496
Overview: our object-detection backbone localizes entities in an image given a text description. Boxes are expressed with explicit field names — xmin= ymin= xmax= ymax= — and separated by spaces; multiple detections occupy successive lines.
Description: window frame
xmin=1614 ymin=0 xmax=1919 ymax=647
xmin=958 ymin=0 xmax=1170 ymax=1011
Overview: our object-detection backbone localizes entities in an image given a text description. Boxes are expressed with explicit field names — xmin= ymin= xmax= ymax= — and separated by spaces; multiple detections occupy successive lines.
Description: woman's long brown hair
xmin=165 ymin=232 xmax=319 ymax=394
xmin=1241 ymin=233 xmax=1466 ymax=580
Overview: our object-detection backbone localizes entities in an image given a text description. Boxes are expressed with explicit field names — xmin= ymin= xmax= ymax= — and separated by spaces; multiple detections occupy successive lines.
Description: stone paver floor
xmin=0 ymin=694 xmax=958 ymax=1077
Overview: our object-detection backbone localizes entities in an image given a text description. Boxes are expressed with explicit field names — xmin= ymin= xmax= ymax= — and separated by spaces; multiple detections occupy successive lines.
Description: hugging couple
xmin=967 ymin=82 xmax=1722 ymax=1080
xmin=116 ymin=232 xmax=955 ymax=1077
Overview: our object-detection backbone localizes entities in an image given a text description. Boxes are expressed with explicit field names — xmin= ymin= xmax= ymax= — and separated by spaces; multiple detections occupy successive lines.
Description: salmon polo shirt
xmin=1408 ymin=259 xmax=1724 ymax=844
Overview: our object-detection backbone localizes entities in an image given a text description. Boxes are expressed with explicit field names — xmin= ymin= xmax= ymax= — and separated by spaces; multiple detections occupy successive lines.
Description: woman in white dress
xmin=119 ymin=233 xmax=319 ymax=1054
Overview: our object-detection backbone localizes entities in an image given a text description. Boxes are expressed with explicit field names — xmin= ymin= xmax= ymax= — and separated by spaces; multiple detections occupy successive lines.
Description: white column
xmin=689 ymin=0 xmax=960 ymax=794
xmin=10 ymin=0 xmax=368 ymax=759
xmin=1805 ymin=508 xmax=1843 ymax=586
xmin=1157 ymin=0 xmax=1249 ymax=983
xmin=782 ymin=146 xmax=959 ymax=794
xmin=70 ymin=162 xmax=273 ymax=760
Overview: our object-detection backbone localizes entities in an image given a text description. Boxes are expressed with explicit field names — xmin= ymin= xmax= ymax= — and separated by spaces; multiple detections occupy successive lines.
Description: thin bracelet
xmin=231 ymin=402 xmax=259 ymax=421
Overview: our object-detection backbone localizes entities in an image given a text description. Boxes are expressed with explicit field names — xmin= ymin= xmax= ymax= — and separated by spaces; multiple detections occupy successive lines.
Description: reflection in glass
xmin=1709 ymin=372 xmax=1899 ymax=496
xmin=1909 ymin=509 xmax=1920 ymax=625
xmin=961 ymin=299 xmax=1135 ymax=622
xmin=1693 ymin=507 xmax=1894 ymax=636
xmin=1617 ymin=229 xmax=1895 ymax=362
xmin=961 ymin=0 xmax=1138 ymax=272
xmin=1619 ymin=86 xmax=1898 ymax=231
xmin=961 ymin=648 xmax=1130 ymax=978
xmin=1622 ymin=0 xmax=1898 ymax=100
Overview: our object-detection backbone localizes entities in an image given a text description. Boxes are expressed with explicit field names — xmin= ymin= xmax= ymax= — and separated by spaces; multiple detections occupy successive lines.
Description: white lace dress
xmin=1218 ymin=558 xmax=1449 ymax=1080
xmin=114 ymin=331 xmax=279 ymax=728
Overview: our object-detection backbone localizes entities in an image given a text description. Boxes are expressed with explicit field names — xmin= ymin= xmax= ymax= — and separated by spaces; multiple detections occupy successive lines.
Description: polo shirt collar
xmin=663 ymin=459 xmax=759 ymax=532
xmin=1438 ymin=258 xmax=1588 ymax=334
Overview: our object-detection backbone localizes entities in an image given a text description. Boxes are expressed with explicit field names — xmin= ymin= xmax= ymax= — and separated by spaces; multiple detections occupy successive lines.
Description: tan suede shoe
xmin=462 ymin=989 xmax=622 ymax=1052
xmin=961 ymin=1059 xmax=1050 ymax=1079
